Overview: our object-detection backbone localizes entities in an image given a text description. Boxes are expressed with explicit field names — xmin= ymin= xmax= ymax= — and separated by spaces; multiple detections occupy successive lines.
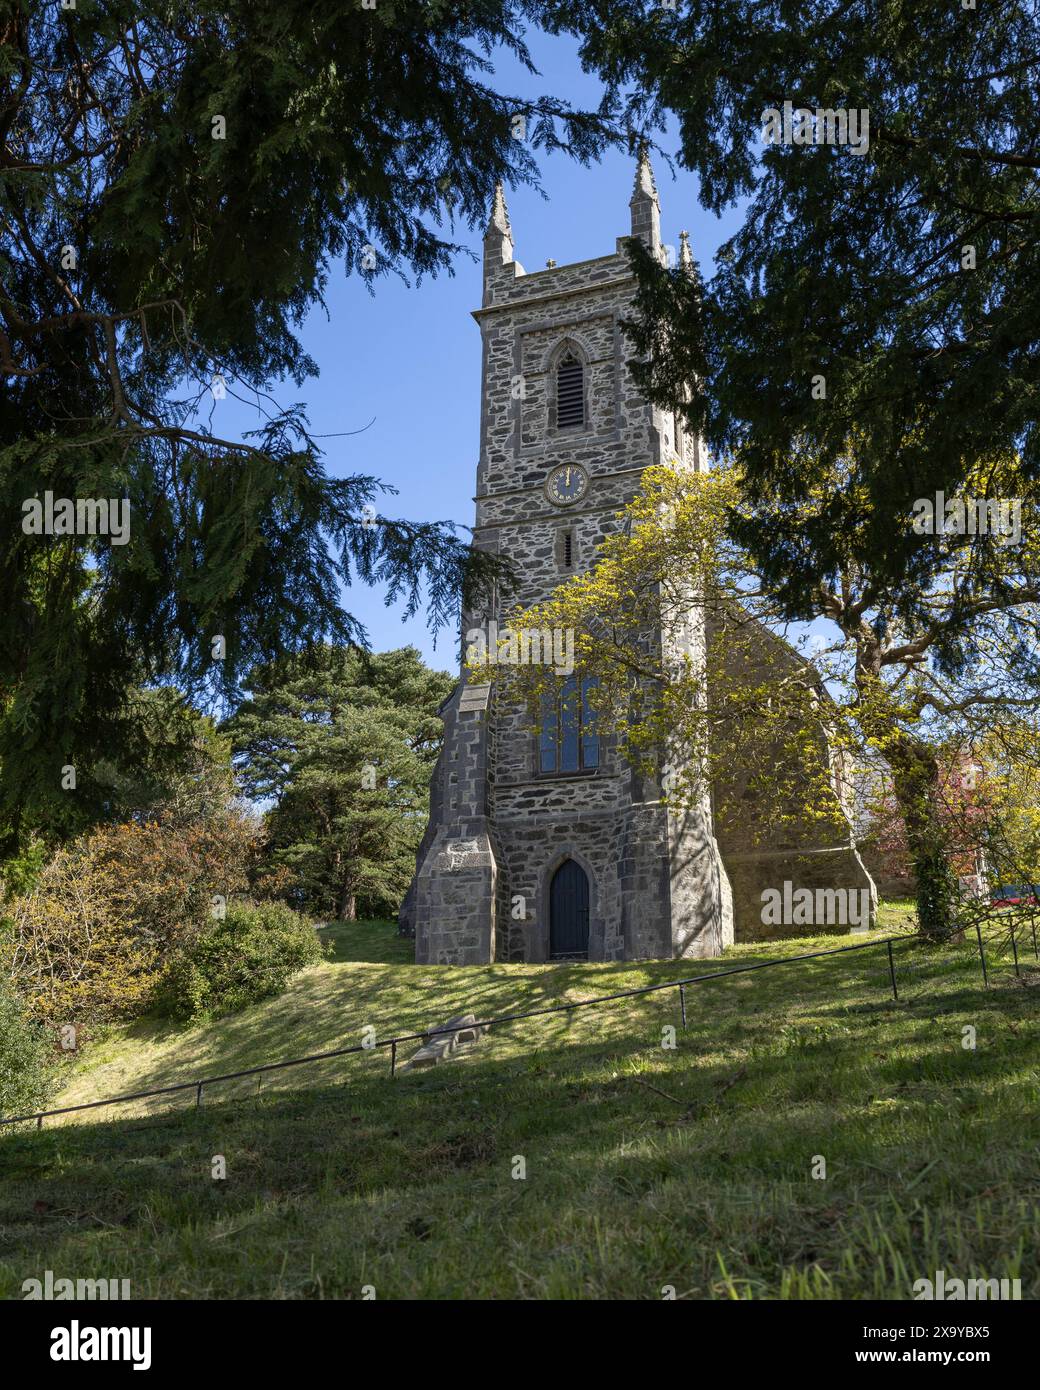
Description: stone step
xmin=402 ymin=1034 xmax=457 ymax=1070
xmin=401 ymin=1013 xmax=486 ymax=1072
xmin=424 ymin=1013 xmax=485 ymax=1045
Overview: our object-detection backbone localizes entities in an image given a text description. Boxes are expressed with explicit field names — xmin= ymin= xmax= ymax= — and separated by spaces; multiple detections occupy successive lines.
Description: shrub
xmin=0 ymin=979 xmax=52 ymax=1118
xmin=157 ymin=901 xmax=327 ymax=1022
xmin=4 ymin=812 xmax=255 ymax=1026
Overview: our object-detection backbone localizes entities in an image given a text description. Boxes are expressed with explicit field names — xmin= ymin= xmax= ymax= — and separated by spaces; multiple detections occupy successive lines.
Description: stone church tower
xmin=401 ymin=156 xmax=874 ymax=965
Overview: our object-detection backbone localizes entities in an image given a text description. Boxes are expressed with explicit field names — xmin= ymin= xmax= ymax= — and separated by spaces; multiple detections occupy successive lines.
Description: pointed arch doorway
xmin=549 ymin=859 xmax=590 ymax=960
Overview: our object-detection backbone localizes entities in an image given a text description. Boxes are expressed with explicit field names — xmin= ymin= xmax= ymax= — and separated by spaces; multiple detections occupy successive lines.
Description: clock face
xmin=546 ymin=464 xmax=589 ymax=506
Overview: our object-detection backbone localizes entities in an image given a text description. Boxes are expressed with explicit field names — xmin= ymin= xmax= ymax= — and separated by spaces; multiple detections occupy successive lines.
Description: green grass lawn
xmin=874 ymin=896 xmax=919 ymax=932
xmin=1 ymin=912 xmax=1037 ymax=1300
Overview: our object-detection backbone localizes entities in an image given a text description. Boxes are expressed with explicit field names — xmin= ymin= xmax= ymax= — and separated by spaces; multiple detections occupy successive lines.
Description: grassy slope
xmin=1 ymin=910 xmax=1037 ymax=1300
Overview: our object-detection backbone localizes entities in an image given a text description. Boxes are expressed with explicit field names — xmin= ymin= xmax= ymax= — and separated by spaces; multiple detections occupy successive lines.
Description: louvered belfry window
xmin=555 ymin=353 xmax=585 ymax=429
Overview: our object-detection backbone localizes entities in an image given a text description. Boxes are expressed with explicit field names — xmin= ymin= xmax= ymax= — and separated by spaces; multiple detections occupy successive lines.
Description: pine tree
xmin=548 ymin=0 xmax=1040 ymax=605
xmin=226 ymin=645 xmax=453 ymax=920
xmin=0 ymin=1 xmax=615 ymax=845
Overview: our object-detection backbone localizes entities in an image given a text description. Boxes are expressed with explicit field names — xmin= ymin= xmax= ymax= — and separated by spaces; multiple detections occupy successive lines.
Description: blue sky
xmin=218 ymin=27 xmax=744 ymax=675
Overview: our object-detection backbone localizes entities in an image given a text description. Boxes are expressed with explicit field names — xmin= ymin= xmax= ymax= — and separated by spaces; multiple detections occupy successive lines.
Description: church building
xmin=400 ymin=156 xmax=875 ymax=965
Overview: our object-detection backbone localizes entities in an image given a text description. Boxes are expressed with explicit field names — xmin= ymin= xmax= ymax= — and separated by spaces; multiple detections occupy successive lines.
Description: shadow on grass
xmin=38 ymin=926 xmax=1035 ymax=1135
xmin=4 ymin=938 xmax=1039 ymax=1300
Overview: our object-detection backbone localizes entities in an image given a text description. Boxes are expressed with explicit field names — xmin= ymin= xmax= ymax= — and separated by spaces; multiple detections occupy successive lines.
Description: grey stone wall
xmin=411 ymin=685 xmax=500 ymax=966
xmin=708 ymin=605 xmax=876 ymax=940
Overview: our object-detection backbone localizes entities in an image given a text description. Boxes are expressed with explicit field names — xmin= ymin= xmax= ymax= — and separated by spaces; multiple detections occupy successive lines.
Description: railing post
xmin=195 ymin=1082 xmax=203 ymax=1109
xmin=975 ymin=920 xmax=989 ymax=986
xmin=36 ymin=1115 xmax=42 ymax=1131
xmin=886 ymin=939 xmax=898 ymax=1000
xmin=679 ymin=984 xmax=687 ymax=1031
xmin=390 ymin=1040 xmax=398 ymax=1078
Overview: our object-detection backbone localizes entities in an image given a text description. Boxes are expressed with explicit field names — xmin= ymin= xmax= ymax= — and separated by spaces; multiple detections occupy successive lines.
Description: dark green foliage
xmin=0 ymin=977 xmax=52 ymax=1117
xmin=0 ymin=833 xmax=49 ymax=901
xmin=0 ymin=687 xmax=240 ymax=869
xmin=2 ymin=0 xmax=605 ymax=844
xmin=547 ymin=0 xmax=1040 ymax=611
xmin=227 ymin=645 xmax=453 ymax=919
xmin=157 ymin=900 xmax=327 ymax=1022
xmin=88 ymin=691 xmax=238 ymax=827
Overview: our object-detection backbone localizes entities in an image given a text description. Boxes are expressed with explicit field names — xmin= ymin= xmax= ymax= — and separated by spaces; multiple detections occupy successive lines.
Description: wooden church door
xmin=549 ymin=860 xmax=590 ymax=960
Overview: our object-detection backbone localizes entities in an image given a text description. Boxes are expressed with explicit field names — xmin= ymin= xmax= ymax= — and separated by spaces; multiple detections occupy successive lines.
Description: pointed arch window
xmin=555 ymin=352 xmax=585 ymax=430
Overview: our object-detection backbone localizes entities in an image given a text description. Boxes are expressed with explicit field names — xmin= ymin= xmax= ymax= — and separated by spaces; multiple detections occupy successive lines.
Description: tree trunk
xmin=338 ymin=889 xmax=356 ymax=921
xmin=888 ymin=741 xmax=959 ymax=940
xmin=854 ymin=659 xmax=958 ymax=940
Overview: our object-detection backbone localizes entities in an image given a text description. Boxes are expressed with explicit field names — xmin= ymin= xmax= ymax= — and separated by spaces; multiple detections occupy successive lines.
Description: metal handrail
xmin=0 ymin=919 xmax=1021 ymax=1132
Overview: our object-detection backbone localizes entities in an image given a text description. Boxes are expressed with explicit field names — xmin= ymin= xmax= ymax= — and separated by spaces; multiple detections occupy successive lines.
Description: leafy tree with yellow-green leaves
xmin=491 ymin=455 xmax=1040 ymax=940
xmin=975 ymin=730 xmax=1040 ymax=892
